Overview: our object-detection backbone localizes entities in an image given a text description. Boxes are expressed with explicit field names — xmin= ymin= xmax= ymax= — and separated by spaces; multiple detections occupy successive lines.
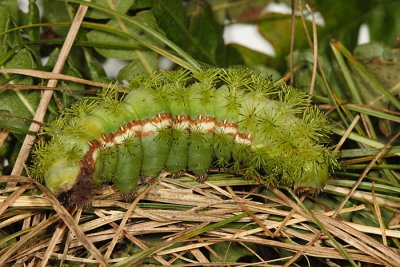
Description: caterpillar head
xmin=31 ymin=131 xmax=88 ymax=198
xmin=295 ymin=160 xmax=329 ymax=191
xmin=44 ymin=159 xmax=80 ymax=195
xmin=293 ymin=148 xmax=338 ymax=193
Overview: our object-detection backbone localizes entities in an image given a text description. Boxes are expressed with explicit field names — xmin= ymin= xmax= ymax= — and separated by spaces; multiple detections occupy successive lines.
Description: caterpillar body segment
xmin=114 ymin=138 xmax=143 ymax=193
xmin=32 ymin=68 xmax=337 ymax=207
xmin=186 ymin=81 xmax=217 ymax=177
xmin=213 ymin=85 xmax=240 ymax=167
xmin=125 ymin=87 xmax=172 ymax=177
xmin=162 ymin=82 xmax=190 ymax=173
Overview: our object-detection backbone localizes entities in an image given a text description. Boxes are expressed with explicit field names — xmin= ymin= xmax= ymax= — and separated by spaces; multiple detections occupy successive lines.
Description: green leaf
xmin=117 ymin=51 xmax=157 ymax=80
xmin=367 ymin=1 xmax=400 ymax=44
xmin=87 ymin=11 xmax=162 ymax=60
xmin=44 ymin=48 xmax=85 ymax=90
xmin=253 ymin=65 xmax=281 ymax=81
xmin=0 ymin=11 xmax=38 ymax=134
xmin=81 ymin=48 xmax=107 ymax=81
xmin=0 ymin=4 xmax=23 ymax=57
xmin=227 ymin=44 xmax=281 ymax=80
xmin=303 ymin=1 xmax=399 ymax=49
xmin=42 ymin=0 xmax=76 ymax=36
xmin=353 ymin=43 xmax=400 ymax=137
xmin=311 ymin=0 xmax=376 ymax=49
xmin=0 ymin=0 xmax=22 ymax=25
xmin=0 ymin=90 xmax=40 ymax=135
xmin=153 ymin=0 xmax=225 ymax=65
xmin=223 ymin=44 xmax=245 ymax=66
xmin=353 ymin=43 xmax=393 ymax=61
xmin=68 ymin=0 xmax=201 ymax=70
xmin=0 ymin=48 xmax=39 ymax=135
xmin=85 ymin=0 xmax=134 ymax=19
xmin=210 ymin=242 xmax=255 ymax=262
xmin=42 ymin=47 xmax=88 ymax=115
xmin=114 ymin=213 xmax=248 ymax=266
xmin=209 ymin=0 xmax=272 ymax=24
xmin=131 ymin=0 xmax=158 ymax=9
xmin=333 ymin=41 xmax=400 ymax=110
xmin=291 ymin=49 xmax=344 ymax=99
xmin=229 ymin=43 xmax=271 ymax=66
xmin=258 ymin=13 xmax=312 ymax=70
xmin=25 ymin=0 xmax=41 ymax=44
xmin=354 ymin=43 xmax=400 ymax=89
xmin=0 ymin=48 xmax=36 ymax=85
xmin=345 ymin=104 xmax=400 ymax=123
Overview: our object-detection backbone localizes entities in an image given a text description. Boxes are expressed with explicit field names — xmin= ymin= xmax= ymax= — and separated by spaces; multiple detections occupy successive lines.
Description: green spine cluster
xmin=31 ymin=68 xmax=337 ymax=198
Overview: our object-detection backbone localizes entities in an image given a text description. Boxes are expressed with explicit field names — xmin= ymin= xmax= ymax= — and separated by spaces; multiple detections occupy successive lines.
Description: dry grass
xmin=1 ymin=2 xmax=400 ymax=266
xmin=0 ymin=173 xmax=399 ymax=266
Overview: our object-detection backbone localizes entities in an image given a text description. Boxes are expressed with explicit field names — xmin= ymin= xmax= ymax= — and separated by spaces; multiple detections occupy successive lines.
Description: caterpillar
xmin=31 ymin=68 xmax=337 ymax=207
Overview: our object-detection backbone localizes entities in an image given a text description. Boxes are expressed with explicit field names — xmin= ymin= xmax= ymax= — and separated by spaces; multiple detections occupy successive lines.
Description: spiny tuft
xmin=221 ymin=68 xmax=252 ymax=90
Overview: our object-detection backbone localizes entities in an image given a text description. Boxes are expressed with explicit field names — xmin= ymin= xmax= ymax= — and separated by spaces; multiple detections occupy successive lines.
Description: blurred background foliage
xmin=0 ymin=0 xmax=399 ymax=137
xmin=0 ymin=0 xmax=399 ymax=265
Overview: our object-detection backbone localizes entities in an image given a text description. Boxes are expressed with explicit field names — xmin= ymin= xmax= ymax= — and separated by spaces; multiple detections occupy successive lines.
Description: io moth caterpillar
xmin=31 ymin=68 xmax=337 ymax=207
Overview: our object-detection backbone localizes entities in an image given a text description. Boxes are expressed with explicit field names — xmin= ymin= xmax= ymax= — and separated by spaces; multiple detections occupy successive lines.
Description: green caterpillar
xmin=31 ymin=68 xmax=337 ymax=207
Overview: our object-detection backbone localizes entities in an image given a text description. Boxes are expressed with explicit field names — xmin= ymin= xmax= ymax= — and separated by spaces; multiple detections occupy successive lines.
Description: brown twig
xmin=60 ymin=208 xmax=82 ymax=266
xmin=0 ymin=68 xmax=115 ymax=89
xmin=297 ymin=0 xmax=313 ymax=48
xmin=333 ymin=130 xmax=400 ymax=218
xmin=306 ymin=4 xmax=318 ymax=102
xmin=0 ymin=130 xmax=9 ymax=148
xmin=334 ymin=115 xmax=360 ymax=152
xmin=104 ymin=186 xmax=152 ymax=259
xmin=11 ymin=5 xmax=89 ymax=178
xmin=2 ymin=174 xmax=399 ymax=265
xmin=289 ymin=0 xmax=296 ymax=85
xmin=226 ymin=186 xmax=273 ymax=237
xmin=0 ymin=84 xmax=97 ymax=94
xmin=273 ymin=195 xmax=305 ymax=238
xmin=274 ymin=188 xmax=400 ymax=266
xmin=283 ymin=129 xmax=399 ymax=266
xmin=371 ymin=182 xmax=387 ymax=246
xmin=31 ymin=178 xmax=108 ymax=266
xmin=2 ymin=4 xmax=109 ymax=267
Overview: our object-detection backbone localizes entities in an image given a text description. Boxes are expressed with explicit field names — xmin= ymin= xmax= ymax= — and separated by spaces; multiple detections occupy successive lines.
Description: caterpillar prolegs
xmin=31 ymin=68 xmax=337 ymax=207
